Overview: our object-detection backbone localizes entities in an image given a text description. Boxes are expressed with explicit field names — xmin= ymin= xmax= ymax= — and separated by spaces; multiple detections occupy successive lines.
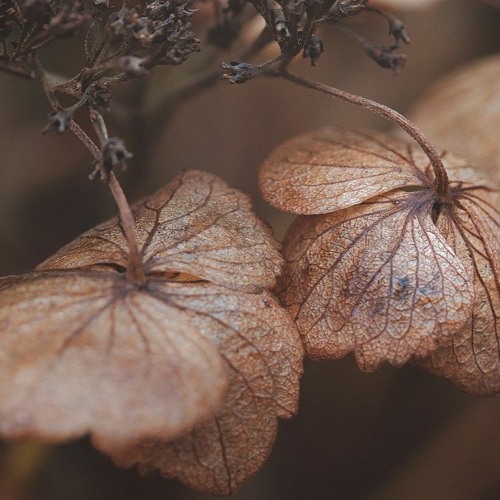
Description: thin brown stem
xmin=275 ymin=71 xmax=450 ymax=200
xmin=108 ymin=172 xmax=146 ymax=286
xmin=69 ymin=121 xmax=100 ymax=159
xmin=88 ymin=109 xmax=145 ymax=286
xmin=37 ymin=58 xmax=145 ymax=286
xmin=89 ymin=108 xmax=109 ymax=142
xmin=66 ymin=120 xmax=145 ymax=285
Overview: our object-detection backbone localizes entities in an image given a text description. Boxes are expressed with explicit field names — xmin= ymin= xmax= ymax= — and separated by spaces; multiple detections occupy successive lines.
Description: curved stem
xmin=87 ymin=110 xmax=145 ymax=286
xmin=34 ymin=50 xmax=146 ymax=285
xmin=276 ymin=71 xmax=450 ymax=201
xmin=68 ymin=122 xmax=146 ymax=286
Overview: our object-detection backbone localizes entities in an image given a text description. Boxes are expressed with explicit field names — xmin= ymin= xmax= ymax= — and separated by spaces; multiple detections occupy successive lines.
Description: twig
xmin=89 ymin=109 xmax=145 ymax=286
xmin=35 ymin=54 xmax=145 ymax=286
xmin=108 ymin=171 xmax=146 ymax=286
xmin=273 ymin=71 xmax=450 ymax=201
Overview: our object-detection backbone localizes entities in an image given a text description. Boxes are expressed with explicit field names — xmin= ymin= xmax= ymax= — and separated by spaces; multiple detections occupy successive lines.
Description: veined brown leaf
xmin=259 ymin=129 xmax=500 ymax=393
xmin=280 ymin=190 xmax=474 ymax=370
xmin=0 ymin=170 xmax=303 ymax=490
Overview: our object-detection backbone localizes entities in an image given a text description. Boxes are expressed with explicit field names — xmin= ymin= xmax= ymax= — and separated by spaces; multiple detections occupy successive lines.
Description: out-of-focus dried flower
xmin=42 ymin=108 xmax=73 ymax=134
xmin=303 ymin=33 xmax=324 ymax=66
xmin=20 ymin=0 xmax=53 ymax=24
xmin=410 ymin=54 xmax=500 ymax=183
xmin=207 ymin=18 xmax=241 ymax=49
xmin=47 ymin=3 xmax=89 ymax=39
xmin=91 ymin=137 xmax=132 ymax=181
xmin=363 ymin=42 xmax=406 ymax=74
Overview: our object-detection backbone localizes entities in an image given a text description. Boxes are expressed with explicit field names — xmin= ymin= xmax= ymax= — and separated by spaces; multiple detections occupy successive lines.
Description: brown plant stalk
xmin=272 ymin=70 xmax=451 ymax=200
xmin=34 ymin=55 xmax=145 ymax=285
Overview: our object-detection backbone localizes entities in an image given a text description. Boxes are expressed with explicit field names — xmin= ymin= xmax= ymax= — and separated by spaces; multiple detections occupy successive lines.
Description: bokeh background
xmin=0 ymin=0 xmax=499 ymax=498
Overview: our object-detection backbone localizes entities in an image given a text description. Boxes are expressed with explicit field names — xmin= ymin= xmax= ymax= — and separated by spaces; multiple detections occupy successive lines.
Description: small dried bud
xmin=88 ymin=85 xmax=112 ymax=109
xmin=145 ymin=0 xmax=173 ymax=19
xmin=387 ymin=16 xmax=410 ymax=45
xmin=42 ymin=109 xmax=73 ymax=134
xmin=271 ymin=10 xmax=292 ymax=48
xmin=91 ymin=138 xmax=132 ymax=181
xmin=118 ymin=56 xmax=149 ymax=76
xmin=108 ymin=7 xmax=154 ymax=46
xmin=328 ymin=0 xmax=367 ymax=20
xmin=364 ymin=43 xmax=406 ymax=74
xmin=303 ymin=34 xmax=324 ymax=66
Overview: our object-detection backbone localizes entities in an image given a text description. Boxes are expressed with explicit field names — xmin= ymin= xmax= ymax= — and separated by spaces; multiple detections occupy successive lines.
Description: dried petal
xmin=39 ymin=170 xmax=283 ymax=292
xmin=101 ymin=284 xmax=303 ymax=495
xmin=0 ymin=272 xmax=227 ymax=445
xmin=258 ymin=129 xmax=430 ymax=215
xmin=280 ymin=190 xmax=474 ymax=369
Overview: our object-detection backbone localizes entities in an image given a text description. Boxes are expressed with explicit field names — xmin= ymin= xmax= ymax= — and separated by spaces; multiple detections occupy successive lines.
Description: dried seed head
xmin=42 ymin=109 xmax=73 ymax=134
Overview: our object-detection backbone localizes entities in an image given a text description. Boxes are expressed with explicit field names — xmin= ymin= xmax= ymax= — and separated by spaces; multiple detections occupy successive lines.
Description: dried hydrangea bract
xmin=410 ymin=53 xmax=500 ymax=183
xmin=0 ymin=170 xmax=303 ymax=492
xmin=258 ymin=129 xmax=500 ymax=394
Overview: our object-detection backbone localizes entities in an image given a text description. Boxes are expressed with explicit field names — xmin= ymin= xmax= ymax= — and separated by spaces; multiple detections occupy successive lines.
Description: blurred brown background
xmin=1 ymin=0 xmax=500 ymax=499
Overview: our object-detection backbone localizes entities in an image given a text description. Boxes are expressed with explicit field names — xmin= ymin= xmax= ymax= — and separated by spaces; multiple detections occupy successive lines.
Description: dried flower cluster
xmin=219 ymin=0 xmax=409 ymax=82
xmin=0 ymin=0 xmax=200 ymax=174
xmin=259 ymin=129 xmax=500 ymax=395
xmin=0 ymin=171 xmax=303 ymax=494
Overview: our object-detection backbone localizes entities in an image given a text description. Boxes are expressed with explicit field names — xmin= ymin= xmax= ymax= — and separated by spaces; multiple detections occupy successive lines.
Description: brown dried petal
xmin=0 ymin=272 xmax=227 ymax=445
xmin=280 ymin=190 xmax=474 ymax=370
xmin=39 ymin=171 xmax=282 ymax=292
xmin=102 ymin=283 xmax=303 ymax=495
xmin=416 ymin=188 xmax=500 ymax=395
xmin=258 ymin=129 xmax=430 ymax=215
